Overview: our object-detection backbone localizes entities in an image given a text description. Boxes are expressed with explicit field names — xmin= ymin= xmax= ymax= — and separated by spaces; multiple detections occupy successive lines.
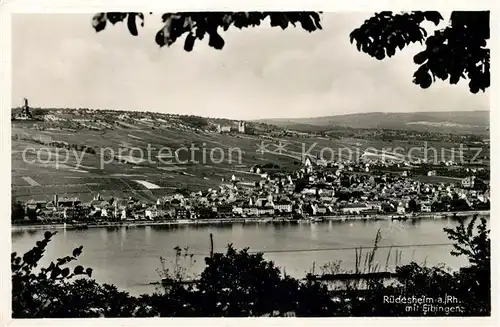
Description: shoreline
xmin=11 ymin=210 xmax=490 ymax=232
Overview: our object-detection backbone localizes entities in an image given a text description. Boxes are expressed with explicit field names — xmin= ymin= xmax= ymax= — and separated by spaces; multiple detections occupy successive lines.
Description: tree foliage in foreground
xmin=12 ymin=216 xmax=490 ymax=317
xmin=350 ymin=11 xmax=489 ymax=93
xmin=91 ymin=11 xmax=489 ymax=93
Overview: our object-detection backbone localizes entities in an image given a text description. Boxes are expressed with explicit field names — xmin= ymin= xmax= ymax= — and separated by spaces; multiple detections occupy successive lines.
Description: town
xmin=12 ymin=154 xmax=490 ymax=226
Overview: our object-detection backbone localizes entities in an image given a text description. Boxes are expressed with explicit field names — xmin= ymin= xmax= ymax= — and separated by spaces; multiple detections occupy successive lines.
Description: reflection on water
xmin=120 ymin=227 xmax=126 ymax=250
xmin=145 ymin=226 xmax=152 ymax=245
xmin=12 ymin=230 xmax=26 ymax=238
xmin=310 ymin=223 xmax=318 ymax=241
xmin=100 ymin=228 xmax=108 ymax=243
xmin=11 ymin=218 xmax=479 ymax=296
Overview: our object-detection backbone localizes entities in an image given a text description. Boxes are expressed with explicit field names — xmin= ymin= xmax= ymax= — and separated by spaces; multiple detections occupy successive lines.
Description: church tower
xmin=238 ymin=121 xmax=246 ymax=133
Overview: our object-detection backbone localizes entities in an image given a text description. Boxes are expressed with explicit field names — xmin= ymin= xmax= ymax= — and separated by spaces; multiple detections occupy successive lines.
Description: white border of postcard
xmin=1 ymin=0 xmax=498 ymax=326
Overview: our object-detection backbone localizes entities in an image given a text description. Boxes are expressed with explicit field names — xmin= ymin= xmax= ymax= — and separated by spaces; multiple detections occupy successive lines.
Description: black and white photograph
xmin=4 ymin=7 xmax=493 ymax=322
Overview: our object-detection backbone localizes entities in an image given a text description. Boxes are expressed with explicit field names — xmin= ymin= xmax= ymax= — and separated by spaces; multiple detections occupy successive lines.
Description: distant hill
xmin=10 ymin=107 xmax=281 ymax=135
xmin=258 ymin=111 xmax=490 ymax=135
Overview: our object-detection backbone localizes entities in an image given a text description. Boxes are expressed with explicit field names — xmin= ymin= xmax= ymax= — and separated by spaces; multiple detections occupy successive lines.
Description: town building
xmin=420 ymin=201 xmax=432 ymax=212
xmin=217 ymin=125 xmax=232 ymax=133
xmin=462 ymin=176 xmax=475 ymax=189
xmin=396 ymin=202 xmax=406 ymax=214
xmin=58 ymin=197 xmax=81 ymax=208
xmin=238 ymin=121 xmax=246 ymax=133
xmin=341 ymin=203 xmax=370 ymax=214
xmin=145 ymin=207 xmax=159 ymax=219
xmin=275 ymin=200 xmax=293 ymax=213
xmin=243 ymin=206 xmax=259 ymax=216
xmin=216 ymin=121 xmax=246 ymax=134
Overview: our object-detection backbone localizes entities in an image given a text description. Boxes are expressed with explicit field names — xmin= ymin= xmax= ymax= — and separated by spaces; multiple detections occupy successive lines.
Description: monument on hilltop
xmin=13 ymin=97 xmax=33 ymax=120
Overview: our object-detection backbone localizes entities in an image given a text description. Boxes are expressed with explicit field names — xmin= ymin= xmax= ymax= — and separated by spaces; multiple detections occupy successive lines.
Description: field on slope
xmin=12 ymin=112 xmax=488 ymax=203
xmin=260 ymin=111 xmax=490 ymax=135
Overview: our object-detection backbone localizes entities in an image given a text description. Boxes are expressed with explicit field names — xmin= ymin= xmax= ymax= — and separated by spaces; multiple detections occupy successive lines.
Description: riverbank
xmin=11 ymin=210 xmax=489 ymax=232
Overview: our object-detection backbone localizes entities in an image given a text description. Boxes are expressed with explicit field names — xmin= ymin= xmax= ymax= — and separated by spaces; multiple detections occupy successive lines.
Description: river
xmin=11 ymin=217 xmax=478 ymax=296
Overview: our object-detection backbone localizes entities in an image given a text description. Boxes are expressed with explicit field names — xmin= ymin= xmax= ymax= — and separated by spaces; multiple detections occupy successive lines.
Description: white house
xmin=301 ymin=188 xmax=317 ymax=195
xmin=397 ymin=202 xmax=406 ymax=214
xmin=232 ymin=206 xmax=244 ymax=215
xmin=317 ymin=159 xmax=328 ymax=167
xmin=217 ymin=125 xmax=232 ymax=133
xmin=275 ymin=200 xmax=293 ymax=213
xmin=243 ymin=206 xmax=259 ymax=216
xmin=145 ymin=208 xmax=158 ymax=219
xmin=462 ymin=176 xmax=475 ymax=189
xmin=341 ymin=203 xmax=370 ymax=214
xmin=420 ymin=201 xmax=431 ymax=213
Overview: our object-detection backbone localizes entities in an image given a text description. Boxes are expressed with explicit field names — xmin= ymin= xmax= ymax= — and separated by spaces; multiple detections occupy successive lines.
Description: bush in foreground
xmin=12 ymin=216 xmax=490 ymax=317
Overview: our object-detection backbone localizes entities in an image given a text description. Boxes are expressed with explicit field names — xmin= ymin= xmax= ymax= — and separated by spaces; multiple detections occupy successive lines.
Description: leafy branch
xmin=11 ymin=231 xmax=94 ymax=317
xmin=350 ymin=11 xmax=489 ymax=93
xmin=92 ymin=12 xmax=322 ymax=51
xmin=444 ymin=215 xmax=490 ymax=268
xmin=91 ymin=11 xmax=489 ymax=93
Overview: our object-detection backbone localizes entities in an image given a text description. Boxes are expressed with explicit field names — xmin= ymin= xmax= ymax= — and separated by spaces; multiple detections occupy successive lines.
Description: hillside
xmin=11 ymin=108 xmax=489 ymax=204
xmin=259 ymin=111 xmax=490 ymax=135
xmin=10 ymin=108 xmax=305 ymax=203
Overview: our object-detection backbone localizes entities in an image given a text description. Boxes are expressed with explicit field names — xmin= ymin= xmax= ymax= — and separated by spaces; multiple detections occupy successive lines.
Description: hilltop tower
xmin=14 ymin=97 xmax=33 ymax=120
xmin=22 ymin=98 xmax=32 ymax=118
xmin=238 ymin=121 xmax=246 ymax=133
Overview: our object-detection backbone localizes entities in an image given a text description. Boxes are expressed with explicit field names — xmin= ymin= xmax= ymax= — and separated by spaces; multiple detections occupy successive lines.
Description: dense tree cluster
xmin=11 ymin=200 xmax=25 ymax=222
xmin=13 ymin=134 xmax=96 ymax=154
xmin=178 ymin=115 xmax=210 ymax=130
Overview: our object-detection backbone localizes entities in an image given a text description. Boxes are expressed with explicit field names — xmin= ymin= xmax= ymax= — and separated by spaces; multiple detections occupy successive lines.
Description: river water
xmin=11 ymin=218 xmax=476 ymax=296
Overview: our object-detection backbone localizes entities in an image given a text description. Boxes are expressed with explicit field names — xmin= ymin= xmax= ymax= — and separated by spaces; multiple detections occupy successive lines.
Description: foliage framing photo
xmin=12 ymin=216 xmax=490 ymax=317
xmin=91 ymin=11 xmax=489 ymax=94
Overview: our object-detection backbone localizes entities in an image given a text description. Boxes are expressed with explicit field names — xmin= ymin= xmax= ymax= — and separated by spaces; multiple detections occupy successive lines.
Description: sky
xmin=12 ymin=13 xmax=489 ymax=120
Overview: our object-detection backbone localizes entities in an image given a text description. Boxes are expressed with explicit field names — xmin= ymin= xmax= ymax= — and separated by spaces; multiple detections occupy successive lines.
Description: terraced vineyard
xmin=11 ymin=109 xmax=490 ymax=203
